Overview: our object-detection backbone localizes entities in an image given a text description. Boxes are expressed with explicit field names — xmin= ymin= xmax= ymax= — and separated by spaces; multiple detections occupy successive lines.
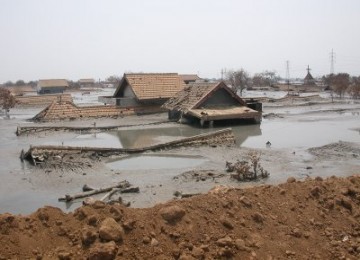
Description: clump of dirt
xmin=1 ymin=175 xmax=360 ymax=259
xmin=174 ymin=170 xmax=226 ymax=182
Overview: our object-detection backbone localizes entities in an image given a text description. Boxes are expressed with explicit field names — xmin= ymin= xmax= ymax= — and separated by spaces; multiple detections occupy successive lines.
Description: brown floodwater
xmin=0 ymin=101 xmax=359 ymax=214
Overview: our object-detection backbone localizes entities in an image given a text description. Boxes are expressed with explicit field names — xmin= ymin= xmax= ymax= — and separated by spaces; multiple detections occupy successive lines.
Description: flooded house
xmin=180 ymin=74 xmax=201 ymax=84
xmin=78 ymin=78 xmax=95 ymax=88
xmin=37 ymin=79 xmax=69 ymax=94
xmin=163 ymin=81 xmax=262 ymax=126
xmin=112 ymin=73 xmax=186 ymax=113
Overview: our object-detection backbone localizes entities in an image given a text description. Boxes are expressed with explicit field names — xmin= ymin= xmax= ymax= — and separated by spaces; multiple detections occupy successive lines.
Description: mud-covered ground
xmin=0 ymin=92 xmax=360 ymax=259
xmin=0 ymin=93 xmax=359 ymax=215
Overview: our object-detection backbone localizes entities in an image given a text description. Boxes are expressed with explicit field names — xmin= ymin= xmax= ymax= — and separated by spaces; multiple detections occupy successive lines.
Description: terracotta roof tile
xmin=163 ymin=81 xmax=246 ymax=112
xmin=114 ymin=73 xmax=186 ymax=100
xmin=38 ymin=79 xmax=69 ymax=88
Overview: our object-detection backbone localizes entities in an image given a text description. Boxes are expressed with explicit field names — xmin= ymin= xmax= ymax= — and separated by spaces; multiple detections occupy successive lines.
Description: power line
xmin=330 ymin=49 xmax=336 ymax=74
xmin=286 ymin=60 xmax=290 ymax=82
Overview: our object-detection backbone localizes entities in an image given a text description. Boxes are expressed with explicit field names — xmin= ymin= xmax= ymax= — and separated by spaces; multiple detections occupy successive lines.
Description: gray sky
xmin=1 ymin=0 xmax=360 ymax=82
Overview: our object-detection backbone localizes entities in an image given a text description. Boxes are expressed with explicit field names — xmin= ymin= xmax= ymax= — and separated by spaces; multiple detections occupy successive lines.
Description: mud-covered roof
xmin=180 ymin=74 xmax=201 ymax=82
xmin=38 ymin=79 xmax=69 ymax=88
xmin=78 ymin=79 xmax=95 ymax=84
xmin=114 ymin=73 xmax=186 ymax=100
xmin=163 ymin=81 xmax=247 ymax=112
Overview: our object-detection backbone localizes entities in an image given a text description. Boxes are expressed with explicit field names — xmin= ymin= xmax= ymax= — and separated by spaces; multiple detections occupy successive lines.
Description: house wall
xmin=200 ymin=88 xmax=239 ymax=108
xmin=38 ymin=87 xmax=66 ymax=95
xmin=168 ymin=110 xmax=182 ymax=121
xmin=116 ymin=97 xmax=139 ymax=107
xmin=123 ymin=85 xmax=136 ymax=98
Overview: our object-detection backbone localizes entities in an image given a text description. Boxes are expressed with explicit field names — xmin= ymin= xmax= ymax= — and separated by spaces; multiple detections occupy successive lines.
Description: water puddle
xmin=106 ymin=154 xmax=207 ymax=170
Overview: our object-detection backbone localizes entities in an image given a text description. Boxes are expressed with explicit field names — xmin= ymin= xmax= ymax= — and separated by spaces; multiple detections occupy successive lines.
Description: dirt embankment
xmin=1 ymin=175 xmax=360 ymax=259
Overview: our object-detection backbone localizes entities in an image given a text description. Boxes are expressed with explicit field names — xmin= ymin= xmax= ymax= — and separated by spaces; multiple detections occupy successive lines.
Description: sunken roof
xmin=38 ymin=79 xmax=69 ymax=88
xmin=163 ymin=81 xmax=246 ymax=112
xmin=180 ymin=74 xmax=201 ymax=82
xmin=114 ymin=73 xmax=186 ymax=100
xmin=79 ymin=79 xmax=95 ymax=84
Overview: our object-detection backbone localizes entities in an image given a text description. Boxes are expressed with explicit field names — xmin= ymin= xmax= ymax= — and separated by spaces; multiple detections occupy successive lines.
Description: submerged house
xmin=113 ymin=73 xmax=186 ymax=110
xmin=163 ymin=81 xmax=262 ymax=126
xmin=78 ymin=78 xmax=95 ymax=88
xmin=180 ymin=74 xmax=201 ymax=84
xmin=37 ymin=79 xmax=69 ymax=94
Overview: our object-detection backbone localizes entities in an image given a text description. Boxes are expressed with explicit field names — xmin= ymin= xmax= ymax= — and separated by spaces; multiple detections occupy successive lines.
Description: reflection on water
xmin=106 ymin=154 xmax=207 ymax=170
xmin=242 ymin=116 xmax=360 ymax=149
xmin=115 ymin=124 xmax=262 ymax=149
xmin=114 ymin=113 xmax=359 ymax=150
xmin=44 ymin=132 xmax=123 ymax=148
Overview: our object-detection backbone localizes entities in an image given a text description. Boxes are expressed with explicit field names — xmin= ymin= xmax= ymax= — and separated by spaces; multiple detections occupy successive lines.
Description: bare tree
xmin=252 ymin=71 xmax=280 ymax=87
xmin=226 ymin=69 xmax=250 ymax=96
xmin=348 ymin=76 xmax=360 ymax=99
xmin=15 ymin=80 xmax=25 ymax=86
xmin=106 ymin=75 xmax=122 ymax=83
xmin=323 ymin=73 xmax=350 ymax=98
xmin=0 ymin=87 xmax=16 ymax=115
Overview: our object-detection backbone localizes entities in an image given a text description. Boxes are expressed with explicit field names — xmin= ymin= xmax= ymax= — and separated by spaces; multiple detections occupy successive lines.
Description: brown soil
xmin=1 ymin=175 xmax=360 ymax=259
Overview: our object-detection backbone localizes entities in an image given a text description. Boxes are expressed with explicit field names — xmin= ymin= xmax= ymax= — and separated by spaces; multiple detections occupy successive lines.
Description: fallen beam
xmin=58 ymin=181 xmax=131 ymax=202
xmin=16 ymin=120 xmax=170 ymax=136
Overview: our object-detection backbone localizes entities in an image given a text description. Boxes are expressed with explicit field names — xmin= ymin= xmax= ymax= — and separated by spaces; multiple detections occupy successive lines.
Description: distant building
xmin=37 ymin=79 xmax=69 ymax=94
xmin=5 ymin=85 xmax=36 ymax=96
xmin=180 ymin=74 xmax=201 ymax=84
xmin=163 ymin=81 xmax=262 ymax=126
xmin=113 ymin=73 xmax=186 ymax=108
xmin=304 ymin=65 xmax=316 ymax=86
xmin=78 ymin=78 xmax=95 ymax=88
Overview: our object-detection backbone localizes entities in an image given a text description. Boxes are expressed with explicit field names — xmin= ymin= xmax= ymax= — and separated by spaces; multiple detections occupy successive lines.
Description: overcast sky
xmin=1 ymin=0 xmax=360 ymax=82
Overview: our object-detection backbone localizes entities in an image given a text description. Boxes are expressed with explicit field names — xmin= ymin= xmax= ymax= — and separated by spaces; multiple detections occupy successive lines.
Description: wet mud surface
xmin=0 ymin=95 xmax=359 ymax=214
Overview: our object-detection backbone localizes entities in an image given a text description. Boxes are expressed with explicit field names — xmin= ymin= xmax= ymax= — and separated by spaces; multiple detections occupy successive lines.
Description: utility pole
xmin=286 ymin=60 xmax=290 ymax=95
xmin=330 ymin=49 xmax=336 ymax=74
xmin=221 ymin=68 xmax=227 ymax=80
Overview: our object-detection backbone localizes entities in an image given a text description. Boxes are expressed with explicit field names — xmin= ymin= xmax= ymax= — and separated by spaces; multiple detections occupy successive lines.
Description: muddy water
xmin=112 ymin=111 xmax=359 ymax=150
xmin=0 ymin=101 xmax=359 ymax=214
xmin=107 ymin=155 xmax=207 ymax=170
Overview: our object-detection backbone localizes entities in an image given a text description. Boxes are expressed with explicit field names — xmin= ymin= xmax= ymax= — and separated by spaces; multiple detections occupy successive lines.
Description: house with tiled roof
xmin=113 ymin=73 xmax=186 ymax=108
xmin=163 ymin=81 xmax=262 ymax=126
xmin=78 ymin=78 xmax=95 ymax=88
xmin=180 ymin=74 xmax=201 ymax=84
xmin=37 ymin=79 xmax=69 ymax=94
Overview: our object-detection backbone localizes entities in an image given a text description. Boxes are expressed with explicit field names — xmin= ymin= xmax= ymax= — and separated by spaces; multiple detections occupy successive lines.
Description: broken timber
xmin=22 ymin=128 xmax=235 ymax=166
xmin=16 ymin=120 xmax=169 ymax=136
xmin=58 ymin=181 xmax=131 ymax=202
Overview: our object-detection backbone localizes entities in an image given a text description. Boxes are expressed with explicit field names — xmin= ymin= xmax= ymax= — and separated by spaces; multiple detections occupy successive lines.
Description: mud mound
xmin=309 ymin=141 xmax=360 ymax=160
xmin=1 ymin=175 xmax=360 ymax=259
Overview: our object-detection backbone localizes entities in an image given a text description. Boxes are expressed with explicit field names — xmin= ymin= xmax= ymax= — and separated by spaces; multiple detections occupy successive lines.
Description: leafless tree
xmin=252 ymin=71 xmax=280 ymax=87
xmin=323 ymin=73 xmax=350 ymax=98
xmin=0 ymin=87 xmax=16 ymax=114
xmin=348 ymin=76 xmax=360 ymax=99
xmin=226 ymin=69 xmax=250 ymax=96
xmin=106 ymin=75 xmax=122 ymax=83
